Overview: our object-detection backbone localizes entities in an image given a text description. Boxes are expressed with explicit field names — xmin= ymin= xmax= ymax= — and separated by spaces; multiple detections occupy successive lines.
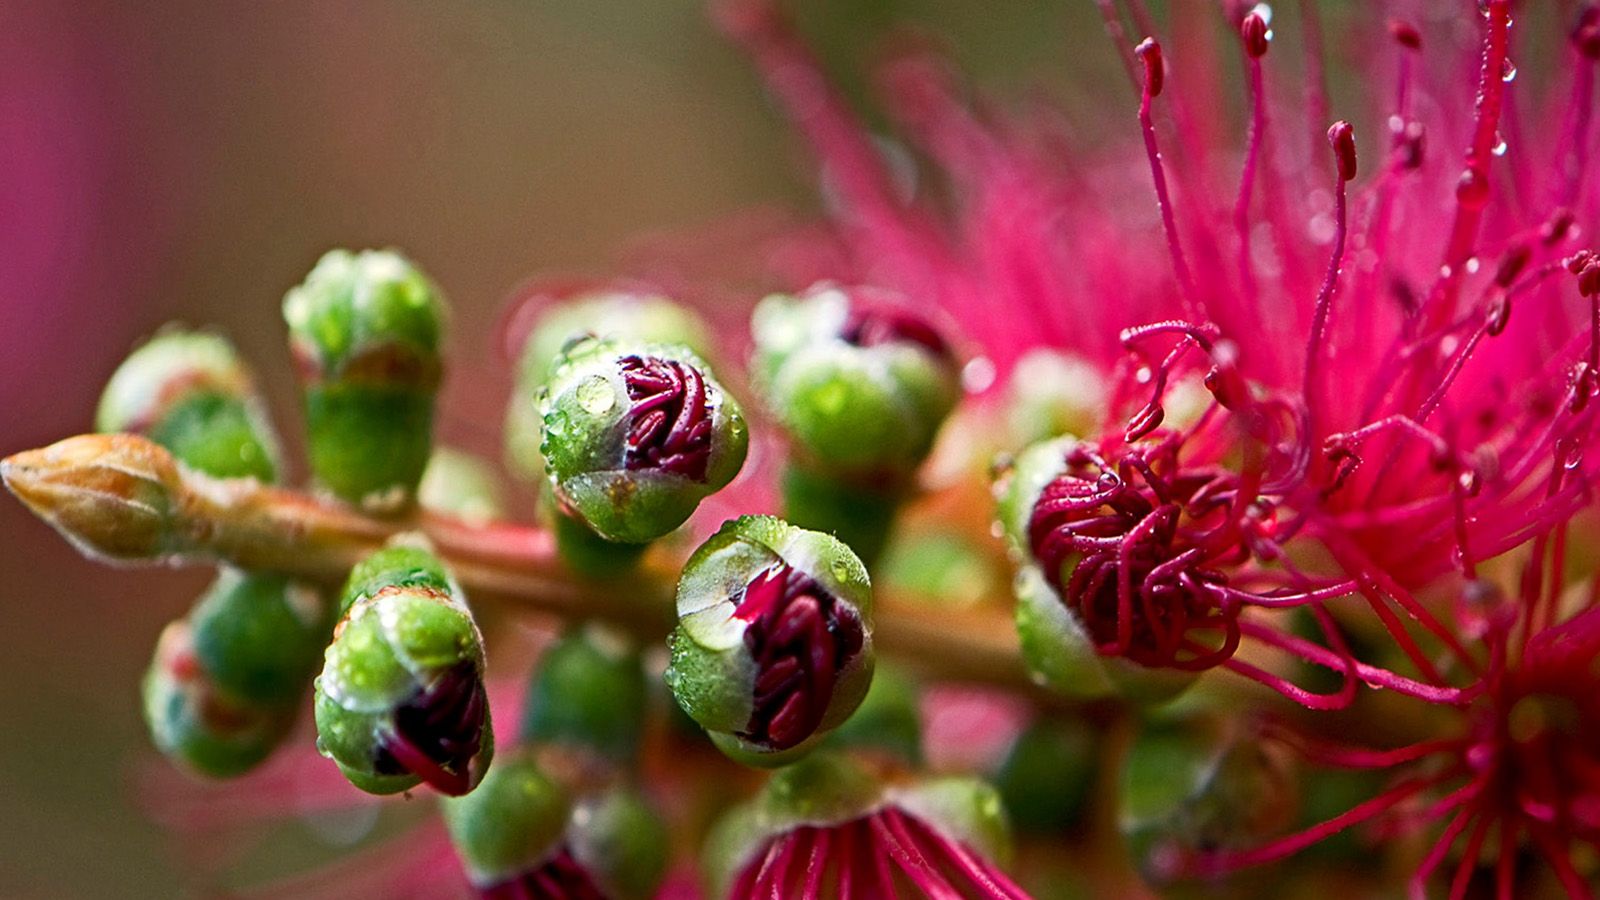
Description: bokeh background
xmin=0 ymin=2 xmax=1120 ymax=895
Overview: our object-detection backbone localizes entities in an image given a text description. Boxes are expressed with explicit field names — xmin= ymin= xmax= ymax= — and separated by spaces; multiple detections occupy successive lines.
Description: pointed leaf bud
xmin=314 ymin=544 xmax=493 ymax=795
xmin=96 ymin=329 xmax=281 ymax=482
xmin=539 ymin=337 xmax=747 ymax=543
xmin=666 ymin=516 xmax=874 ymax=766
xmin=751 ymin=283 xmax=961 ymax=480
xmin=283 ymin=249 xmax=446 ymax=514
xmin=2 ymin=434 xmax=186 ymax=563
xmin=504 ymin=285 xmax=713 ymax=482
xmin=520 ymin=628 xmax=648 ymax=765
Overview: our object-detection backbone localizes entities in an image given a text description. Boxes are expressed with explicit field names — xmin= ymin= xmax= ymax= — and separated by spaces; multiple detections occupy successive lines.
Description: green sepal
xmin=539 ymin=337 xmax=747 ymax=543
xmin=190 ymin=569 xmax=335 ymax=706
xmin=440 ymin=748 xmax=571 ymax=885
xmin=520 ymin=629 xmax=648 ymax=764
xmin=751 ymin=288 xmax=959 ymax=478
xmin=96 ymin=329 xmax=280 ymax=482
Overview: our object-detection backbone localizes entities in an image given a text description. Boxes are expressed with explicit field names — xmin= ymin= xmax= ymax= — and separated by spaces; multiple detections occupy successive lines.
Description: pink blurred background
xmin=0 ymin=2 xmax=1102 ymax=895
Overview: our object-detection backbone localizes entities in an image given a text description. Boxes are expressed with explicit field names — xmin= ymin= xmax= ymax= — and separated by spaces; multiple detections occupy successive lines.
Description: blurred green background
xmin=0 ymin=2 xmax=1116 ymax=896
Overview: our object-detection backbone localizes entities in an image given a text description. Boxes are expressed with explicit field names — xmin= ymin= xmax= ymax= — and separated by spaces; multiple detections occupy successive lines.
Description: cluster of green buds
xmin=313 ymin=543 xmax=493 ymax=796
xmin=97 ymin=329 xmax=335 ymax=777
xmin=751 ymin=282 xmax=962 ymax=561
xmin=442 ymin=630 xmax=668 ymax=899
xmin=503 ymin=283 xmax=714 ymax=483
xmin=538 ymin=336 xmax=747 ymax=545
xmin=666 ymin=515 xmax=874 ymax=766
xmin=284 ymin=248 xmax=447 ymax=514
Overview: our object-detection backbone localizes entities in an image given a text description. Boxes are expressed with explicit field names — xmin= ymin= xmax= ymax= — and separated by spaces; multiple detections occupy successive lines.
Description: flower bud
xmin=314 ymin=544 xmax=493 ymax=795
xmin=96 ymin=329 xmax=281 ymax=482
xmin=751 ymin=283 xmax=961 ymax=478
xmin=419 ymin=448 xmax=507 ymax=524
xmin=504 ymin=286 xmax=713 ymax=482
xmin=189 ymin=569 xmax=336 ymax=707
xmin=539 ymin=337 xmax=747 ymax=543
xmin=994 ymin=718 xmax=1097 ymax=834
xmin=143 ymin=620 xmax=298 ymax=778
xmin=283 ymin=249 xmax=446 ymax=514
xmin=666 ymin=515 xmax=873 ymax=766
xmin=996 ymin=436 xmax=1195 ymax=703
xmin=520 ymin=628 xmax=648 ymax=765
xmin=705 ymin=753 xmax=1016 ymax=898
xmin=825 ymin=663 xmax=924 ymax=765
xmin=441 ymin=748 xmax=572 ymax=892
xmin=1004 ymin=349 xmax=1108 ymax=448
xmin=1119 ymin=721 xmax=1298 ymax=884
xmin=443 ymin=749 xmax=669 ymax=900
xmin=1 ymin=433 xmax=185 ymax=563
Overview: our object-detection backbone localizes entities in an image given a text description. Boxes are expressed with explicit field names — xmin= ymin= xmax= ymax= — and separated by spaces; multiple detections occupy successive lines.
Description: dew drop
xmin=1135 ymin=366 xmax=1153 ymax=385
xmin=1491 ymin=132 xmax=1507 ymax=156
xmin=576 ymin=376 xmax=616 ymax=415
xmin=1501 ymin=59 xmax=1517 ymax=82
xmin=1465 ymin=256 xmax=1482 ymax=275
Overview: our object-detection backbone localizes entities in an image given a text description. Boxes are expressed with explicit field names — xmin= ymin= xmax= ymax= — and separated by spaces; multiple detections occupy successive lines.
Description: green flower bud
xmin=666 ymin=516 xmax=873 ymax=766
xmin=826 ymin=663 xmax=924 ymax=766
xmin=314 ymin=543 xmax=492 ymax=795
xmin=568 ymin=785 xmax=671 ymax=900
xmin=1004 ymin=349 xmax=1108 ymax=448
xmin=1119 ymin=721 xmax=1298 ymax=884
xmin=143 ymin=621 xmax=297 ymax=779
xmin=546 ymin=492 xmax=650 ymax=579
xmin=520 ymin=628 xmax=648 ymax=765
xmin=441 ymin=748 xmax=571 ymax=889
xmin=504 ymin=285 xmax=713 ymax=482
xmin=96 ymin=328 xmax=280 ymax=481
xmin=419 ymin=448 xmax=506 ymax=523
xmin=283 ymin=249 xmax=446 ymax=513
xmin=994 ymin=718 xmax=1097 ymax=834
xmin=189 ymin=569 xmax=335 ymax=707
xmin=539 ymin=337 xmax=746 ymax=543
xmin=751 ymin=283 xmax=961 ymax=478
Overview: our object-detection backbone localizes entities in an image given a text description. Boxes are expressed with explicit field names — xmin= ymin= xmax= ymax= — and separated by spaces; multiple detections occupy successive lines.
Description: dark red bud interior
xmin=621 ymin=354 xmax=714 ymax=481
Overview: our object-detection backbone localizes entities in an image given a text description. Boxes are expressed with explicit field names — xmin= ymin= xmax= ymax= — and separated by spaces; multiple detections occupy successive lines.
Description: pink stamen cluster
xmin=733 ymin=563 xmax=864 ymax=751
xmin=375 ymin=659 xmax=487 ymax=796
xmin=730 ymin=806 xmax=1028 ymax=899
xmin=620 ymin=354 xmax=713 ymax=481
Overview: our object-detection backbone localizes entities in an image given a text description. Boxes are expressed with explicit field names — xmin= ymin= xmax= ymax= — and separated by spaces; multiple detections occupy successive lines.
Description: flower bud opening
xmin=373 ymin=657 xmax=488 ymax=796
xmin=620 ymin=354 xmax=713 ymax=480
xmin=735 ymin=563 xmax=866 ymax=752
